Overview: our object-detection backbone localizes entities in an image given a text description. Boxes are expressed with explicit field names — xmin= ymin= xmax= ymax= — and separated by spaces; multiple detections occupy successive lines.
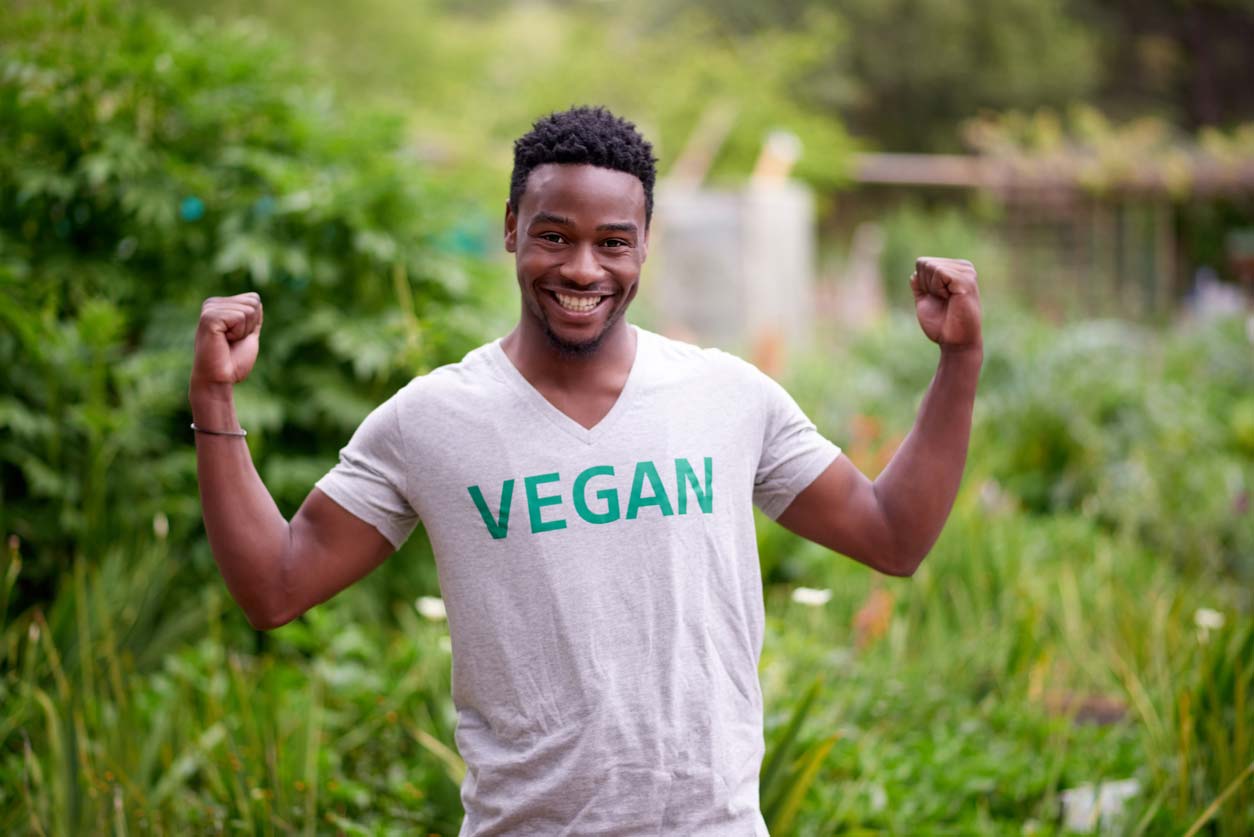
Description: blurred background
xmin=1 ymin=0 xmax=1251 ymax=833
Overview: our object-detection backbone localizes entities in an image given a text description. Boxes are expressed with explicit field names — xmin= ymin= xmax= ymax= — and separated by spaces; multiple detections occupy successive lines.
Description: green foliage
xmin=179 ymin=0 xmax=1254 ymax=159
xmin=788 ymin=309 xmax=1254 ymax=581
xmin=7 ymin=309 xmax=1247 ymax=834
xmin=765 ymin=311 xmax=1253 ymax=832
xmin=653 ymin=0 xmax=1100 ymax=152
xmin=963 ymin=106 xmax=1254 ymax=197
xmin=0 ymin=540 xmax=465 ymax=834
xmin=178 ymin=0 xmax=856 ymax=198
xmin=832 ymin=0 xmax=1099 ymax=151
xmin=759 ymin=501 xmax=1251 ymax=835
xmin=760 ymin=676 xmax=839 ymax=833
xmin=2 ymin=2 xmax=1251 ymax=833
xmin=877 ymin=203 xmax=1012 ymax=310
xmin=975 ymin=314 xmax=1254 ymax=579
xmin=0 ymin=0 xmax=485 ymax=585
xmin=9 ymin=472 xmax=1250 ymax=833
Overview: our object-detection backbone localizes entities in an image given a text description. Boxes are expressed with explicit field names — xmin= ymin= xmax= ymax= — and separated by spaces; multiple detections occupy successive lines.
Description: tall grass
xmin=761 ymin=309 xmax=1253 ymax=834
xmin=0 ymin=538 xmax=465 ymax=834
xmin=759 ymin=499 xmax=1251 ymax=834
xmin=3 ymin=313 xmax=1250 ymax=833
xmin=5 ymin=506 xmax=1248 ymax=833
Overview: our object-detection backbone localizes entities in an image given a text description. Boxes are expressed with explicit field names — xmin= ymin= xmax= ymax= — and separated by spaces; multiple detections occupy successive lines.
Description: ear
xmin=504 ymin=201 xmax=518 ymax=253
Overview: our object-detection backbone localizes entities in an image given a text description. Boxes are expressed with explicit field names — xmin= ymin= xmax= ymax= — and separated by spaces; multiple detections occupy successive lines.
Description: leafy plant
xmin=0 ymin=537 xmax=464 ymax=834
xmin=0 ymin=0 xmax=485 ymax=594
xmin=760 ymin=676 xmax=840 ymax=835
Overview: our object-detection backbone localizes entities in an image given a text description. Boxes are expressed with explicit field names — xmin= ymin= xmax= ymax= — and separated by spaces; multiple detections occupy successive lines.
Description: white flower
xmin=867 ymin=782 xmax=887 ymax=813
xmin=416 ymin=596 xmax=447 ymax=621
xmin=792 ymin=587 xmax=832 ymax=607
xmin=979 ymin=479 xmax=1013 ymax=514
xmin=152 ymin=512 xmax=169 ymax=541
xmin=1194 ymin=608 xmax=1225 ymax=631
xmin=1195 ymin=607 xmax=1225 ymax=643
xmin=1060 ymin=778 xmax=1140 ymax=833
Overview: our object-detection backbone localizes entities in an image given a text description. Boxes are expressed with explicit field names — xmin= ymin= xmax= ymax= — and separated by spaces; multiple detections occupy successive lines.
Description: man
xmin=190 ymin=106 xmax=982 ymax=835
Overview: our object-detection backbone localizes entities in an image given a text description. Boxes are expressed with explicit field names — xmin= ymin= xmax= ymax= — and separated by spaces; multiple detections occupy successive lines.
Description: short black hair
xmin=510 ymin=106 xmax=658 ymax=225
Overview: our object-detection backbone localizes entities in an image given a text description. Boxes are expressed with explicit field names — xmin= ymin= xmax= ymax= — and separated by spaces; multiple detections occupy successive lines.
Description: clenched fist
xmin=191 ymin=292 xmax=263 ymax=390
xmin=910 ymin=258 xmax=982 ymax=351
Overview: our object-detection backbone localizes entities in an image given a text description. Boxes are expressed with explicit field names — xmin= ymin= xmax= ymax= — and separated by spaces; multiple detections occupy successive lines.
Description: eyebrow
xmin=529 ymin=212 xmax=573 ymax=227
xmin=528 ymin=212 xmax=638 ymax=235
xmin=596 ymin=221 xmax=639 ymax=234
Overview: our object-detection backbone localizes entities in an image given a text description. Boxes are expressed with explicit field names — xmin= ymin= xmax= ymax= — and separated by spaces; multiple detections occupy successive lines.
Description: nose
xmin=558 ymin=243 xmax=605 ymax=287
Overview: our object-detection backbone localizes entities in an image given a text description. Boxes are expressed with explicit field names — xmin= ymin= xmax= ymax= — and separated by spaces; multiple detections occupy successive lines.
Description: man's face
xmin=505 ymin=163 xmax=649 ymax=357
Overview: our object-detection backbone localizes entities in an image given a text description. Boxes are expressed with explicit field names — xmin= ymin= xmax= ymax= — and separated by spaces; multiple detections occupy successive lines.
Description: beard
xmin=541 ymin=316 xmax=609 ymax=358
xmin=543 ymin=324 xmax=605 ymax=358
xmin=538 ymin=296 xmax=626 ymax=359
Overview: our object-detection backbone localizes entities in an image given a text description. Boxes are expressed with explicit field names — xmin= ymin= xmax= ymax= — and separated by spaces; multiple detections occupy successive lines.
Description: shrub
xmin=0 ymin=0 xmax=485 ymax=595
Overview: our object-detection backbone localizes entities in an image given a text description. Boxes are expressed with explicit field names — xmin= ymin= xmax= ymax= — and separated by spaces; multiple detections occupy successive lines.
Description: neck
xmin=502 ymin=317 xmax=636 ymax=390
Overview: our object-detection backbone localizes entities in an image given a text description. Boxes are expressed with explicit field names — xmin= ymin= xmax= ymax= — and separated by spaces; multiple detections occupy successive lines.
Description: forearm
xmin=872 ymin=345 xmax=982 ymax=570
xmin=191 ymin=382 xmax=293 ymax=626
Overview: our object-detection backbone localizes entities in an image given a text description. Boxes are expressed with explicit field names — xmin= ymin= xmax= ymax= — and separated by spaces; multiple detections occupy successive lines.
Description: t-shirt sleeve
xmin=752 ymin=368 xmax=843 ymax=520
xmin=314 ymin=394 xmax=419 ymax=550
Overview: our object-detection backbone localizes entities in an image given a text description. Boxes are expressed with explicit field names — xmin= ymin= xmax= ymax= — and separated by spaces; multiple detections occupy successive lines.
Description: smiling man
xmin=190 ymin=106 xmax=982 ymax=835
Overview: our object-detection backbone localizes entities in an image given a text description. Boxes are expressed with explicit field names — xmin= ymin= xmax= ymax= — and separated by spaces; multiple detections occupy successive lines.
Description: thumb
xmin=230 ymin=324 xmax=262 ymax=382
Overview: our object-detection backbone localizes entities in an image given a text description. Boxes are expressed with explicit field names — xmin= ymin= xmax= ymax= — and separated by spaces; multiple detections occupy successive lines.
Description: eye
xmin=538 ymin=232 xmax=565 ymax=244
xmin=602 ymin=238 xmax=629 ymax=248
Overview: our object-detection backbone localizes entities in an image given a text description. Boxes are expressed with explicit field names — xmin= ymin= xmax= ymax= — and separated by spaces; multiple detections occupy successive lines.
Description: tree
xmin=658 ymin=0 xmax=1100 ymax=152
xmin=0 ymin=0 xmax=483 ymax=587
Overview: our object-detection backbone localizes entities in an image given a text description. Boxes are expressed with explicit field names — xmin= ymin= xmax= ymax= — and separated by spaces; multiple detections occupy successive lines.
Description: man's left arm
xmin=776 ymin=257 xmax=982 ymax=577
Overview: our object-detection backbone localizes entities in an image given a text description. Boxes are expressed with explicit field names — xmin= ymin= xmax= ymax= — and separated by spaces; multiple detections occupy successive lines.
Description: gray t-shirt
xmin=316 ymin=325 xmax=841 ymax=836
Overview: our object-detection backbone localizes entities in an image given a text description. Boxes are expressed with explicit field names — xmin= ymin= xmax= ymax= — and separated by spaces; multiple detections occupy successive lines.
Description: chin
xmin=542 ymin=323 xmax=608 ymax=358
xmin=542 ymin=303 xmax=628 ymax=358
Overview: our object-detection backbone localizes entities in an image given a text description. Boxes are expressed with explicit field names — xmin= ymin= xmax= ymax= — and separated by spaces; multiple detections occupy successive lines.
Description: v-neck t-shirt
xmin=315 ymin=325 xmax=842 ymax=836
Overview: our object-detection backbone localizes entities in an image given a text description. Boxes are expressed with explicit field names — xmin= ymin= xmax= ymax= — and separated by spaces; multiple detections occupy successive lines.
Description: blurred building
xmin=646 ymin=130 xmax=817 ymax=367
xmin=844 ymin=150 xmax=1254 ymax=320
xmin=649 ymin=180 xmax=815 ymax=359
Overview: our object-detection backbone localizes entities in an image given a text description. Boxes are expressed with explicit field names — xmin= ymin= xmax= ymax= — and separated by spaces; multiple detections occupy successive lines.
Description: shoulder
xmin=636 ymin=326 xmax=768 ymax=388
xmin=339 ymin=341 xmax=509 ymax=446
xmin=390 ymin=339 xmax=507 ymax=409
xmin=353 ymin=340 xmax=509 ymax=456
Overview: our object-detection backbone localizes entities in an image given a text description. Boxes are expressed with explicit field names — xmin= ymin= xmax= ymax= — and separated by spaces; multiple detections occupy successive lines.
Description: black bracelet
xmin=190 ymin=422 xmax=247 ymax=437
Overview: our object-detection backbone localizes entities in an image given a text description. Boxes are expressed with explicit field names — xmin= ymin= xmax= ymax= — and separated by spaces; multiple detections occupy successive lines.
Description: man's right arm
xmin=190 ymin=293 xmax=394 ymax=630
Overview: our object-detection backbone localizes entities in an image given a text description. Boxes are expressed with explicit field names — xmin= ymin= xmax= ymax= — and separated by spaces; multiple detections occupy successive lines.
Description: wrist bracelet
xmin=190 ymin=422 xmax=247 ymax=437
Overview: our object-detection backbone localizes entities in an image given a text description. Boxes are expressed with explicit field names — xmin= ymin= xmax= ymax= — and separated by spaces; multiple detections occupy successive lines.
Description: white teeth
xmin=555 ymin=293 xmax=602 ymax=312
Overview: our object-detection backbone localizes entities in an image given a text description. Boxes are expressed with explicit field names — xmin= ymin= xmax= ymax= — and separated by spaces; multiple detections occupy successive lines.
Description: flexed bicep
xmin=774 ymin=454 xmax=907 ymax=576
xmin=267 ymin=488 xmax=398 ymax=629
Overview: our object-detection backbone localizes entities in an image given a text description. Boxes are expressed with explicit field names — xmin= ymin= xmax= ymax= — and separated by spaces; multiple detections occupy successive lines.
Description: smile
xmin=550 ymin=291 xmax=608 ymax=313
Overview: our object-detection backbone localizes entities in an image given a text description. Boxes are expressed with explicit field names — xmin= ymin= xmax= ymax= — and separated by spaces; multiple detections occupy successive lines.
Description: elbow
xmin=239 ymin=541 xmax=302 ymax=631
xmin=880 ymin=557 xmax=922 ymax=578
xmin=865 ymin=489 xmax=928 ymax=578
xmin=243 ymin=605 xmax=297 ymax=632
xmin=876 ymin=516 xmax=935 ymax=578
xmin=848 ymin=544 xmax=924 ymax=578
xmin=239 ymin=578 xmax=302 ymax=631
xmin=244 ymin=610 xmax=279 ymax=631
xmin=877 ymin=543 xmax=928 ymax=578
